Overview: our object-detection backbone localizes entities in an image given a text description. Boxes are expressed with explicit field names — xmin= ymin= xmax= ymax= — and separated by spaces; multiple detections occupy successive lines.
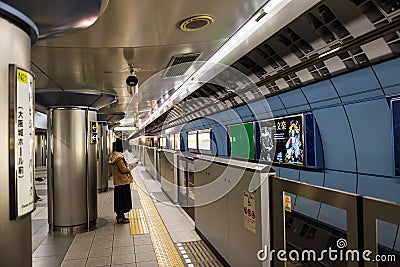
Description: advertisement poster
xmin=260 ymin=115 xmax=304 ymax=165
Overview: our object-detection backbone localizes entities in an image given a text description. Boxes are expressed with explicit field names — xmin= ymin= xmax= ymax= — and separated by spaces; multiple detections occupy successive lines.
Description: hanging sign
xmin=90 ymin=121 xmax=98 ymax=144
xmin=9 ymin=65 xmax=35 ymax=220
xmin=243 ymin=191 xmax=256 ymax=233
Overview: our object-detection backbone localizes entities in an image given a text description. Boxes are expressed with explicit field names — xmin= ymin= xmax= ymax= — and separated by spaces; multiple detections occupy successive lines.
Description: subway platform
xmin=32 ymin=158 xmax=223 ymax=267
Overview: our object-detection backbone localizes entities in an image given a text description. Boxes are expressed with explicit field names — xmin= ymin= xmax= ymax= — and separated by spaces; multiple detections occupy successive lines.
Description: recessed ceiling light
xmin=179 ymin=15 xmax=214 ymax=32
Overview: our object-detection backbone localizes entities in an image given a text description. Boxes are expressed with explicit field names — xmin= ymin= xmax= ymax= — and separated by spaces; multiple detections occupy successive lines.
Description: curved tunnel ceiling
xmin=3 ymin=0 xmax=106 ymax=39
xmin=144 ymin=0 xmax=400 ymax=134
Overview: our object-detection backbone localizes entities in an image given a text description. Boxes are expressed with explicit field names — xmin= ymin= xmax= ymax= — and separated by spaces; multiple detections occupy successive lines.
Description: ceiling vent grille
xmin=164 ymin=53 xmax=201 ymax=77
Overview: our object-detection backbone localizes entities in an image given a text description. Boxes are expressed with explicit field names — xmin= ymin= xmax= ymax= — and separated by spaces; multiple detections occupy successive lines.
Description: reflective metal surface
xmin=31 ymin=0 xmax=267 ymax=121
xmin=48 ymin=108 xmax=97 ymax=229
xmin=3 ymin=0 xmax=106 ymax=39
xmin=97 ymin=123 xmax=109 ymax=191
xmin=0 ymin=14 xmax=32 ymax=267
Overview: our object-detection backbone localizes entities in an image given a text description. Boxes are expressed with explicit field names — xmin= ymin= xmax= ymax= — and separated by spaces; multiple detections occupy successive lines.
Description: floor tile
xmin=68 ymin=242 xmax=92 ymax=252
xmin=135 ymin=251 xmax=157 ymax=263
xmin=91 ymin=241 xmax=113 ymax=249
xmin=86 ymin=256 xmax=111 ymax=267
xmin=111 ymin=254 xmax=136 ymax=265
xmin=113 ymin=239 xmax=134 ymax=248
xmin=134 ymin=245 xmax=154 ymax=254
xmin=136 ymin=261 xmax=159 ymax=267
xmin=60 ymin=258 xmax=87 ymax=267
xmin=112 ymin=246 xmax=135 ymax=256
xmin=89 ymin=247 xmax=113 ymax=258
xmin=33 ymin=256 xmax=63 ymax=267
xmin=64 ymin=250 xmax=90 ymax=260
xmin=94 ymin=234 xmax=114 ymax=243
xmin=111 ymin=263 xmax=136 ymax=267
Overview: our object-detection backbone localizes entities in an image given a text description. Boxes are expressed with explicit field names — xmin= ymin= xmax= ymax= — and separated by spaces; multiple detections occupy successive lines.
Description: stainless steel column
xmin=97 ymin=122 xmax=109 ymax=191
xmin=48 ymin=108 xmax=97 ymax=231
xmin=0 ymin=3 xmax=37 ymax=266
xmin=35 ymin=133 xmax=47 ymax=167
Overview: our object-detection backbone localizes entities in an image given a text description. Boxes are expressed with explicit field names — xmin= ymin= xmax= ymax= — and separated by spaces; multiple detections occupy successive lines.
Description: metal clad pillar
xmin=0 ymin=3 xmax=38 ymax=266
xmin=48 ymin=108 xmax=97 ymax=230
xmin=97 ymin=122 xmax=109 ymax=191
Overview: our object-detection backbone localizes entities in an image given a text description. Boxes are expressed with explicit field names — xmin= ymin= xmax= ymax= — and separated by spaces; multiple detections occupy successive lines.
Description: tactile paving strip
xmin=135 ymin=182 xmax=185 ymax=267
xmin=129 ymin=208 xmax=149 ymax=235
xmin=176 ymin=241 xmax=224 ymax=267
xmin=130 ymin=182 xmax=138 ymax=191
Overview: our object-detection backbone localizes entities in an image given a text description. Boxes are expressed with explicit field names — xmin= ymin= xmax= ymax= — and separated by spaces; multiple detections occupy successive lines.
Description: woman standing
xmin=109 ymin=139 xmax=136 ymax=223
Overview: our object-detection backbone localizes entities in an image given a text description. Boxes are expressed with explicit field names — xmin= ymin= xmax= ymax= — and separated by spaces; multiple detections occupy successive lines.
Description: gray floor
xmin=32 ymin=154 xmax=202 ymax=267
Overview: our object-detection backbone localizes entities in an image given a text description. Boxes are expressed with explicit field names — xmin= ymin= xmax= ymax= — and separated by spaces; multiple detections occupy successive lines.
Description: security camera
xmin=126 ymin=75 xmax=138 ymax=87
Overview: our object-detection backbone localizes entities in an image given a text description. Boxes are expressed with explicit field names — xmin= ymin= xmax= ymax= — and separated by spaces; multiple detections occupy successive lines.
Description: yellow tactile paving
xmin=131 ymin=181 xmax=185 ymax=267
xmin=129 ymin=208 xmax=149 ymax=235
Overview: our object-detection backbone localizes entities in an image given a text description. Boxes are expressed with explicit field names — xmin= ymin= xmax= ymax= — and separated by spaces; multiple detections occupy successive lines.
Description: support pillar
xmin=47 ymin=108 xmax=98 ymax=231
xmin=97 ymin=122 xmax=109 ymax=192
xmin=0 ymin=3 xmax=38 ymax=266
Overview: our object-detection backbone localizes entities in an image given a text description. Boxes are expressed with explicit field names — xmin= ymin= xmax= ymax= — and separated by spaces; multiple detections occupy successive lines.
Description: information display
xmin=9 ymin=65 xmax=35 ymax=219
xmin=198 ymin=129 xmax=211 ymax=151
xmin=175 ymin=133 xmax=181 ymax=150
xmin=259 ymin=115 xmax=304 ymax=165
xmin=188 ymin=131 xmax=197 ymax=150
xmin=229 ymin=122 xmax=255 ymax=160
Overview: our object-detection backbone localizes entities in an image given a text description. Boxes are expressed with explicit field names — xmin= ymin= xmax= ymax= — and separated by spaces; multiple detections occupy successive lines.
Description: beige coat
xmin=109 ymin=152 xmax=133 ymax=186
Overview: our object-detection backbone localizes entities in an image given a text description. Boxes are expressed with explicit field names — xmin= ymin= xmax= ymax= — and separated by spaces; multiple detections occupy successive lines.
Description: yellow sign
xmin=284 ymin=195 xmax=292 ymax=212
xmin=17 ymin=69 xmax=28 ymax=84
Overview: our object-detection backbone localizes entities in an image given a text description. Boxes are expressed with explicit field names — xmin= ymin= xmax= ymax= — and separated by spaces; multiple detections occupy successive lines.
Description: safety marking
xmin=129 ymin=208 xmax=149 ymax=235
xmin=130 ymin=182 xmax=138 ymax=191
xmin=134 ymin=181 xmax=185 ymax=267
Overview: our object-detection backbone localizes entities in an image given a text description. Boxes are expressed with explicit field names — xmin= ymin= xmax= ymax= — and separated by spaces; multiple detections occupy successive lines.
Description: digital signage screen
xmin=229 ymin=122 xmax=255 ymax=160
xmin=188 ymin=131 xmax=197 ymax=150
xmin=198 ymin=129 xmax=211 ymax=151
xmin=175 ymin=133 xmax=181 ymax=151
xmin=259 ymin=115 xmax=304 ymax=165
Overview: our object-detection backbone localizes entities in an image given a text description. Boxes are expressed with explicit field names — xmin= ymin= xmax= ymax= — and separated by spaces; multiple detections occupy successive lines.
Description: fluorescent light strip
xmin=141 ymin=0 xmax=289 ymax=130
xmin=114 ymin=127 xmax=137 ymax=131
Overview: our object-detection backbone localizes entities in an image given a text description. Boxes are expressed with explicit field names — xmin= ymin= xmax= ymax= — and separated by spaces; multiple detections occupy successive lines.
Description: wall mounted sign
xmin=90 ymin=121 xmax=98 ymax=144
xmin=243 ymin=191 xmax=256 ymax=234
xmin=9 ymin=64 xmax=35 ymax=220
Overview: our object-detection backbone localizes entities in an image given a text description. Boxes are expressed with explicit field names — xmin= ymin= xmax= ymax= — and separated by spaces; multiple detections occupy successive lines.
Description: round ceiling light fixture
xmin=179 ymin=15 xmax=214 ymax=32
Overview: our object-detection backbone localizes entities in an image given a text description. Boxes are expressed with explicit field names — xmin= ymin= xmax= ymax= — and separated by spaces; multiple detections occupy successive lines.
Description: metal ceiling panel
xmin=31 ymin=0 xmax=267 ymax=122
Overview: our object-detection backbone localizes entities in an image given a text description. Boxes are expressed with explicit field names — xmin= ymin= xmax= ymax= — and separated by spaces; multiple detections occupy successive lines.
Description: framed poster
xmin=9 ymin=64 xmax=35 ymax=220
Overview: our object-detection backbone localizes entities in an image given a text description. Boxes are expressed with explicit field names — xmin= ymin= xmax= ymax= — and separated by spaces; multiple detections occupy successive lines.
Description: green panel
xmin=229 ymin=122 xmax=255 ymax=160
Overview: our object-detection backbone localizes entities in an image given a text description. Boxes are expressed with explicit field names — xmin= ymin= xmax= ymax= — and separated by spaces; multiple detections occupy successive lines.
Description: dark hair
xmin=113 ymin=138 xmax=123 ymax=152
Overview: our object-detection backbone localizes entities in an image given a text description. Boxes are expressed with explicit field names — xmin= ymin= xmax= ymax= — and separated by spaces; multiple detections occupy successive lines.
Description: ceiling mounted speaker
xmin=179 ymin=15 xmax=214 ymax=32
